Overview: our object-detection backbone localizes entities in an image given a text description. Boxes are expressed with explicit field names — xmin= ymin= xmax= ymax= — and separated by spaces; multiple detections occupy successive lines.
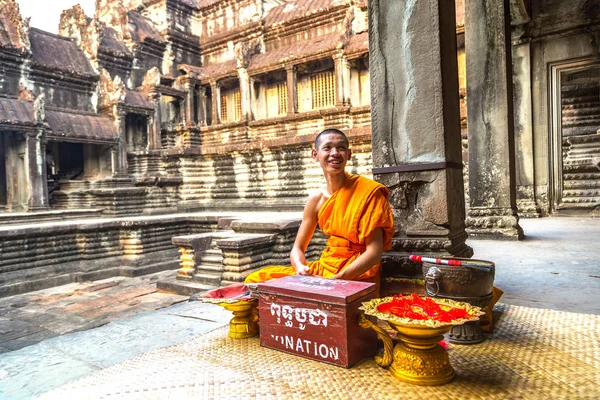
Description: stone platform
xmin=0 ymin=211 xmax=306 ymax=298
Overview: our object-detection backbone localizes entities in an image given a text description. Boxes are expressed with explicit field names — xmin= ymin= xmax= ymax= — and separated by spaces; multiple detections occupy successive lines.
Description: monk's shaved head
xmin=314 ymin=129 xmax=349 ymax=149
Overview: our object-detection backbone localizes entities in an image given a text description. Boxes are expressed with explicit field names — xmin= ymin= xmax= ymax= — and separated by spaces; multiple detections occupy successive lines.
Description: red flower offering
xmin=377 ymin=293 xmax=475 ymax=323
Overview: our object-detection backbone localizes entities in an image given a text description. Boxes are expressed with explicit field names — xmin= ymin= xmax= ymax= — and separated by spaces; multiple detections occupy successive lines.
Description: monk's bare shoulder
xmin=305 ymin=188 xmax=328 ymax=216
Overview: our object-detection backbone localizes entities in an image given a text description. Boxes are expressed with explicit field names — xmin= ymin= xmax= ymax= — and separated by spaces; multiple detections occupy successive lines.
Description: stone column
xmin=333 ymin=53 xmax=346 ymax=106
xmin=369 ymin=0 xmax=472 ymax=277
xmin=238 ymin=67 xmax=251 ymax=121
xmin=210 ymin=81 xmax=221 ymax=125
xmin=110 ymin=145 xmax=118 ymax=175
xmin=115 ymin=107 xmax=128 ymax=175
xmin=25 ymin=128 xmax=48 ymax=210
xmin=184 ymin=80 xmax=196 ymax=126
xmin=149 ymin=94 xmax=162 ymax=150
xmin=465 ymin=0 xmax=524 ymax=239
xmin=285 ymin=64 xmax=298 ymax=115
xmin=198 ymin=85 xmax=207 ymax=126
xmin=513 ymin=40 xmax=540 ymax=218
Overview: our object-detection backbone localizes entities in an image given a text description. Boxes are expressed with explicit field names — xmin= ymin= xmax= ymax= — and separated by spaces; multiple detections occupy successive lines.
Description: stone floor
xmin=0 ymin=216 xmax=598 ymax=399
xmin=0 ymin=270 xmax=188 ymax=353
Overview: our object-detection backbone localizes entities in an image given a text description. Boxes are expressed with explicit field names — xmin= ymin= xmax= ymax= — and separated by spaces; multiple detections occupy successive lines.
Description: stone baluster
xmin=172 ymin=234 xmax=213 ymax=280
xmin=121 ymin=228 xmax=144 ymax=258
xmin=465 ymin=0 xmax=524 ymax=239
xmin=217 ymin=233 xmax=275 ymax=285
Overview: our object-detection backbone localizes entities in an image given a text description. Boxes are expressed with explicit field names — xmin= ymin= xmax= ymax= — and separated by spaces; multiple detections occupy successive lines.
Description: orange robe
xmin=244 ymin=174 xmax=395 ymax=284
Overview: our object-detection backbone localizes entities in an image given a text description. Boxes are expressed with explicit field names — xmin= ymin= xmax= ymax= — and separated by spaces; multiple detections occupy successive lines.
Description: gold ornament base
xmin=359 ymin=297 xmax=484 ymax=386
xmin=220 ymin=300 xmax=259 ymax=339
xmin=390 ymin=340 xmax=454 ymax=386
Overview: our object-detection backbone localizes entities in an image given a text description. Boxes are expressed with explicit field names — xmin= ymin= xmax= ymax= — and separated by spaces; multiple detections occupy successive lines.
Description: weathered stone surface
xmin=369 ymin=0 xmax=471 ymax=277
xmin=465 ymin=0 xmax=523 ymax=240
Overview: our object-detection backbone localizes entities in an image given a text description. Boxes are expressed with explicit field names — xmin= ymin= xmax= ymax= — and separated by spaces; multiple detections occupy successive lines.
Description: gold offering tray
xmin=359 ymin=296 xmax=484 ymax=386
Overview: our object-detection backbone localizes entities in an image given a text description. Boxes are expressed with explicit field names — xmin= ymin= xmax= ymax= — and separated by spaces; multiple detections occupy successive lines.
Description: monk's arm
xmin=290 ymin=192 xmax=320 ymax=275
xmin=332 ymin=228 xmax=383 ymax=280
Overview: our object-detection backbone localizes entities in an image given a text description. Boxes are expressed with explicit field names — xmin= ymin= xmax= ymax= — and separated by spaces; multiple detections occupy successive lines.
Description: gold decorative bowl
xmin=359 ymin=296 xmax=483 ymax=386
xmin=195 ymin=285 xmax=259 ymax=339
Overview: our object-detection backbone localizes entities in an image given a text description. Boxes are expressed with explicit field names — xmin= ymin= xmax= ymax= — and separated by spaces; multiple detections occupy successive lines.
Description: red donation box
xmin=258 ymin=275 xmax=377 ymax=368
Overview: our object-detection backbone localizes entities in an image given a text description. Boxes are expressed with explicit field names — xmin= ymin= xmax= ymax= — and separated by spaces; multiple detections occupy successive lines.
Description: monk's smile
xmin=312 ymin=133 xmax=351 ymax=173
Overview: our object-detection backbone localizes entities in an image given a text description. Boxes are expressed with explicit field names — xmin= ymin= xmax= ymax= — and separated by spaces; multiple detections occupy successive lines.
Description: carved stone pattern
xmin=465 ymin=214 xmax=520 ymax=230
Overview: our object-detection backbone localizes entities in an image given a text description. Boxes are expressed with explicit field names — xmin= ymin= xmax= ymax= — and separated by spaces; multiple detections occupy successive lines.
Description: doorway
xmin=549 ymin=60 xmax=600 ymax=213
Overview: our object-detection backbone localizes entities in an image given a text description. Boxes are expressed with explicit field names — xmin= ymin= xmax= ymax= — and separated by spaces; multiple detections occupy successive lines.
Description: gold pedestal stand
xmin=389 ymin=324 xmax=454 ymax=385
xmin=359 ymin=297 xmax=483 ymax=386
xmin=196 ymin=295 xmax=259 ymax=339
xmin=219 ymin=299 xmax=259 ymax=339
xmin=219 ymin=300 xmax=258 ymax=339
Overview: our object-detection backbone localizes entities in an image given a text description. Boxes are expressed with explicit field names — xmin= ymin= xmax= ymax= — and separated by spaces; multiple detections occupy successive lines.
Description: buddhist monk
xmin=244 ymin=129 xmax=395 ymax=286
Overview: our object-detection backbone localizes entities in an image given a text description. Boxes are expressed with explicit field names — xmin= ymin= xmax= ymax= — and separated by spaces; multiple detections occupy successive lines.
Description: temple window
xmin=219 ymin=80 xmax=242 ymax=123
xmin=220 ymin=94 xmax=228 ymax=122
xmin=266 ymin=81 xmax=287 ymax=117
xmin=125 ymin=114 xmax=149 ymax=151
xmin=233 ymin=89 xmax=242 ymax=120
xmin=310 ymin=71 xmax=335 ymax=109
xmin=160 ymin=95 xmax=182 ymax=127
xmin=296 ymin=59 xmax=336 ymax=112
xmin=252 ymin=71 xmax=288 ymax=120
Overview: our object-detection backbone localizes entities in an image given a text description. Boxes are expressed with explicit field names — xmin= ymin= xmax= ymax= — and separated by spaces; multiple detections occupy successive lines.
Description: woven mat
xmin=36 ymin=304 xmax=600 ymax=400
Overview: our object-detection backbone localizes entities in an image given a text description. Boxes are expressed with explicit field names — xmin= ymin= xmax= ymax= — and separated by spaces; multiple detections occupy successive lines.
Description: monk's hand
xmin=294 ymin=263 xmax=310 ymax=275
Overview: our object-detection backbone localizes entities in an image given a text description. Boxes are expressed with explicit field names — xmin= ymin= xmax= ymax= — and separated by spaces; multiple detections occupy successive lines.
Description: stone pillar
xmin=285 ymin=64 xmax=298 ymax=115
xmin=369 ymin=0 xmax=472 ymax=277
xmin=110 ymin=145 xmax=118 ymax=175
xmin=149 ymin=94 xmax=162 ymax=150
xmin=198 ymin=85 xmax=207 ymax=126
xmin=115 ymin=108 xmax=128 ymax=175
xmin=210 ymin=81 xmax=221 ymax=125
xmin=238 ymin=67 xmax=251 ymax=121
xmin=333 ymin=52 xmax=350 ymax=106
xmin=333 ymin=53 xmax=346 ymax=106
xmin=184 ymin=81 xmax=196 ymax=126
xmin=512 ymin=40 xmax=540 ymax=218
xmin=465 ymin=0 xmax=524 ymax=239
xmin=25 ymin=128 xmax=48 ymax=210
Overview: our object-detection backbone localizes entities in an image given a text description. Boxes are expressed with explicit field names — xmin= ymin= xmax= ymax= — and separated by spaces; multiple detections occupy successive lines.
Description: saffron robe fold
xmin=244 ymin=174 xmax=395 ymax=284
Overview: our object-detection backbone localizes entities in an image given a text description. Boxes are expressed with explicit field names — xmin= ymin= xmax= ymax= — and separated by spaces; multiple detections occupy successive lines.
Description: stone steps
xmin=0 ymin=213 xmax=224 ymax=297
xmin=0 ymin=209 xmax=104 ymax=226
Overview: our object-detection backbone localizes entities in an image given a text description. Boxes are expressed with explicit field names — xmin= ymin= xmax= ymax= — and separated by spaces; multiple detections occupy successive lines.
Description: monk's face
xmin=312 ymin=133 xmax=351 ymax=174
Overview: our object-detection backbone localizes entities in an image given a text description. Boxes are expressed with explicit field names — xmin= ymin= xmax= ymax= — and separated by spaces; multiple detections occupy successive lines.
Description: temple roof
xmin=100 ymin=27 xmax=133 ymax=57
xmin=0 ymin=98 xmax=35 ymax=127
xmin=127 ymin=11 xmax=165 ymax=45
xmin=195 ymin=0 xmax=223 ymax=10
xmin=45 ymin=110 xmax=118 ymax=143
xmin=265 ymin=0 xmax=348 ymax=27
xmin=29 ymin=28 xmax=96 ymax=77
xmin=179 ymin=59 xmax=238 ymax=81
xmin=124 ymin=90 xmax=153 ymax=110
xmin=249 ymin=32 xmax=340 ymax=71
xmin=345 ymin=31 xmax=368 ymax=57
